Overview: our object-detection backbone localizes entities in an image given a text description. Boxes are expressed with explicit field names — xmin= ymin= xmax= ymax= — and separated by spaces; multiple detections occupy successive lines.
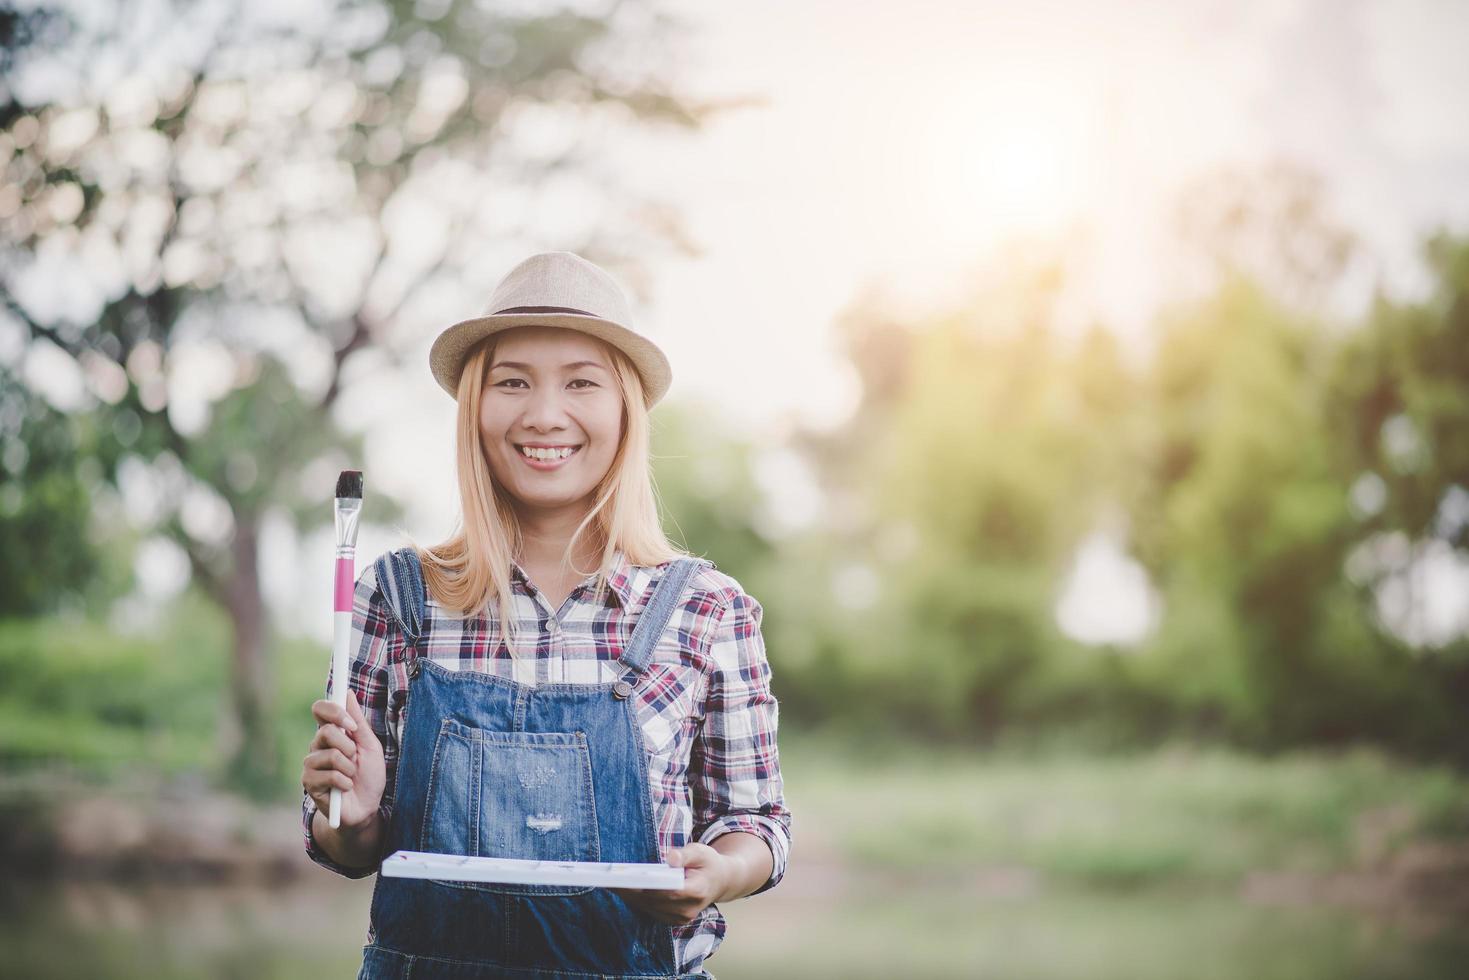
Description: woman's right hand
xmin=302 ymin=688 xmax=386 ymax=830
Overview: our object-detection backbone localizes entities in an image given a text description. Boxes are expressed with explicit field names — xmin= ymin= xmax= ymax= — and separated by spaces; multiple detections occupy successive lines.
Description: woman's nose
xmin=519 ymin=385 xmax=573 ymax=430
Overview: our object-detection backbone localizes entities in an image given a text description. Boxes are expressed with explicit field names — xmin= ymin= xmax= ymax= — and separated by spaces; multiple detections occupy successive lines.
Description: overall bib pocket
xmin=419 ymin=718 xmax=603 ymax=895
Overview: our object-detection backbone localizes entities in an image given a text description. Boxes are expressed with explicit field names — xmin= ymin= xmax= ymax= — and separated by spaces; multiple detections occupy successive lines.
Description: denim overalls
xmin=357 ymin=548 xmax=714 ymax=980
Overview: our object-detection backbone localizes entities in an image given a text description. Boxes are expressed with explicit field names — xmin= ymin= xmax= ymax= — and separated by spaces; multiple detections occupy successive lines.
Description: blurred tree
xmin=1131 ymin=163 xmax=1455 ymax=753
xmin=1134 ymin=167 xmax=1469 ymax=762
xmin=1173 ymin=160 xmax=1357 ymax=313
xmin=1126 ymin=278 xmax=1357 ymax=744
xmin=1125 ymin=245 xmax=1469 ymax=762
xmin=1322 ymin=231 xmax=1469 ymax=758
xmin=1329 ymin=232 xmax=1469 ymax=552
xmin=0 ymin=0 xmax=720 ymax=796
xmin=650 ymin=402 xmax=774 ymax=578
xmin=790 ymin=248 xmax=1118 ymax=740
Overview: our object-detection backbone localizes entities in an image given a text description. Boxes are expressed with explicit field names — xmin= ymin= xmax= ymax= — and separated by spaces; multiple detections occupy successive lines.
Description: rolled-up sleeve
xmin=301 ymin=562 xmax=399 ymax=879
xmin=690 ymin=589 xmax=792 ymax=896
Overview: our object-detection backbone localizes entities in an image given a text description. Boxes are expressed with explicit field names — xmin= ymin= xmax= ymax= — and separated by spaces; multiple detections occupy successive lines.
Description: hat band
xmin=493 ymin=305 xmax=599 ymax=317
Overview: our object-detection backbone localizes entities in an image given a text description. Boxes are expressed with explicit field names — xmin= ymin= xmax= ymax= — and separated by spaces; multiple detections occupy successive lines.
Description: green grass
xmin=714 ymin=876 xmax=1469 ymax=980
xmin=778 ymin=728 xmax=1469 ymax=885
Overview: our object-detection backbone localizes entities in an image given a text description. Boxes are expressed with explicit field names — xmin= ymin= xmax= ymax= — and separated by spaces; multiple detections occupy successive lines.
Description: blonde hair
xmin=408 ymin=329 xmax=688 ymax=654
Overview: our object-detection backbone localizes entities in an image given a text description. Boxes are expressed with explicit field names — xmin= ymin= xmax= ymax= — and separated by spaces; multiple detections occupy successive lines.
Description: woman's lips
xmin=515 ymin=446 xmax=581 ymax=471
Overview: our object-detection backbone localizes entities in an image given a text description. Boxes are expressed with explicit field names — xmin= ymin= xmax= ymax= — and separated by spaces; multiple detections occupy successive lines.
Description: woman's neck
xmin=514 ymin=504 xmax=603 ymax=571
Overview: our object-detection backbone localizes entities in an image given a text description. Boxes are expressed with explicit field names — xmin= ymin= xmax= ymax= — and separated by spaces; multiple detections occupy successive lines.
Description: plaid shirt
xmin=301 ymin=548 xmax=792 ymax=974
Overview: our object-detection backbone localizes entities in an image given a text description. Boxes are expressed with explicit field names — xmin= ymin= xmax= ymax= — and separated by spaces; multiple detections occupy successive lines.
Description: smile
xmin=514 ymin=444 xmax=582 ymax=470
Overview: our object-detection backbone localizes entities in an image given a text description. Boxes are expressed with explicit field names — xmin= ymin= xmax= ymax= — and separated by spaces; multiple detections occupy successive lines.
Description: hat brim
xmin=428 ymin=312 xmax=672 ymax=407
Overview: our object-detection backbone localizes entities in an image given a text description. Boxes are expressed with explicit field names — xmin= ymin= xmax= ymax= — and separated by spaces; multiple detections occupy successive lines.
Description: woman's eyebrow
xmin=490 ymin=360 xmax=608 ymax=372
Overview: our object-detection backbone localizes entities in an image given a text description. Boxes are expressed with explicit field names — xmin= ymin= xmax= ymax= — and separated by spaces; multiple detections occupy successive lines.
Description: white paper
xmin=380 ymin=850 xmax=687 ymax=889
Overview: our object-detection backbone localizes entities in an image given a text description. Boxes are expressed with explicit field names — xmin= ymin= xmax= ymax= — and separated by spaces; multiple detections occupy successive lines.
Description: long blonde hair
xmin=408 ymin=329 xmax=688 ymax=654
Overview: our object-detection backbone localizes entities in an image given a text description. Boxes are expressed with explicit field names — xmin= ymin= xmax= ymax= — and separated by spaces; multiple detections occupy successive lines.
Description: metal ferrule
xmin=334 ymin=496 xmax=362 ymax=556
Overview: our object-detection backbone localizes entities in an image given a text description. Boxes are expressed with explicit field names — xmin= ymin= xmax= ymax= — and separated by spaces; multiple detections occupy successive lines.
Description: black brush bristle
xmin=335 ymin=470 xmax=363 ymax=499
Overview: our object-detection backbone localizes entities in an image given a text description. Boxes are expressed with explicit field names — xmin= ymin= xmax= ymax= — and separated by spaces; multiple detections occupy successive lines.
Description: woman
xmin=299 ymin=251 xmax=792 ymax=980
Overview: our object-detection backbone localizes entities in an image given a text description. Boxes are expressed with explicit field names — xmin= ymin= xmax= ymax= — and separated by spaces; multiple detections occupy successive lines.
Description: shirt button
xmin=611 ymin=680 xmax=633 ymax=700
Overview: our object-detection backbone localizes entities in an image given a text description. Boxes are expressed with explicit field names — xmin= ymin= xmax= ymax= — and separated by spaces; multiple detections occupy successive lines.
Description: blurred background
xmin=2 ymin=0 xmax=1468 ymax=977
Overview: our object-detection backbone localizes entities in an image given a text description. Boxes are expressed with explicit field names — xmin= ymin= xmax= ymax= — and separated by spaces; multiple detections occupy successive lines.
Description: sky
xmin=12 ymin=0 xmax=1469 ymax=647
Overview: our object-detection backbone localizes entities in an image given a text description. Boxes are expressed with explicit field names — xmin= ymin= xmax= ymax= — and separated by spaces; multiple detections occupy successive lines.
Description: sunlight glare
xmin=920 ymin=66 xmax=1098 ymax=242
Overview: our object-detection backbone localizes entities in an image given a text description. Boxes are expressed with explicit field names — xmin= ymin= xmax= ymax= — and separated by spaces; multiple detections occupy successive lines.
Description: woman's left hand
xmin=612 ymin=843 xmax=731 ymax=925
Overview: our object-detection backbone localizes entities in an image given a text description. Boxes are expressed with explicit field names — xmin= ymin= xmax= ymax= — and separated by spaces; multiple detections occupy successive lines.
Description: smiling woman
xmin=299 ymin=251 xmax=792 ymax=980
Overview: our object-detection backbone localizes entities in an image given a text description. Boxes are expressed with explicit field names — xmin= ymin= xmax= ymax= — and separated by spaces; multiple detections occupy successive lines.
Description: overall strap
xmin=619 ymin=557 xmax=704 ymax=676
xmin=372 ymin=547 xmax=428 ymax=649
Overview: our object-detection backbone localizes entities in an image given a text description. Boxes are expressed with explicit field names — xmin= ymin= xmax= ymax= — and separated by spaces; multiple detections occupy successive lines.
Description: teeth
xmin=520 ymin=446 xmax=577 ymax=461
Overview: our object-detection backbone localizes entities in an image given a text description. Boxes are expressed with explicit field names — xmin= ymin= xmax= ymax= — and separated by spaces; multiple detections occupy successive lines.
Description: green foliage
xmin=1327 ymin=232 xmax=1469 ymax=541
xmin=650 ymin=401 xmax=775 ymax=575
xmin=0 ymin=369 xmax=119 ymax=618
xmin=877 ymin=318 xmax=1099 ymax=567
xmin=770 ymin=233 xmax=1469 ymax=767
xmin=1125 ymin=278 xmax=1356 ymax=745
xmin=0 ymin=589 xmax=229 ymax=778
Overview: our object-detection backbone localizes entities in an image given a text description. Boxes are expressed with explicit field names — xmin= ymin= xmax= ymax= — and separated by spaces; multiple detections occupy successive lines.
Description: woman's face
xmin=479 ymin=326 xmax=624 ymax=522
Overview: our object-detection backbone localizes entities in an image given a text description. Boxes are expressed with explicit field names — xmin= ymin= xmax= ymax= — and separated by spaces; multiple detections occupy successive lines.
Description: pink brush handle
xmin=335 ymin=557 xmax=354 ymax=611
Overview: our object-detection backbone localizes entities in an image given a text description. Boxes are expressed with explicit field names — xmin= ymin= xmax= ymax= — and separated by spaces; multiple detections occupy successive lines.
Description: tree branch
xmin=2 ymin=288 xmax=78 ymax=355
xmin=162 ymin=517 xmax=228 ymax=607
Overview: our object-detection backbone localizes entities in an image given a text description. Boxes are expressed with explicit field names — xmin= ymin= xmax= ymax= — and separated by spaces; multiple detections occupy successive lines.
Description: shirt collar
xmin=602 ymin=548 xmax=640 ymax=609
xmin=510 ymin=547 xmax=639 ymax=610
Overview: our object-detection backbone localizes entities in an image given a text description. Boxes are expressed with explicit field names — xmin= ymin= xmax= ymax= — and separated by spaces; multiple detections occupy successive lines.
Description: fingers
xmin=302 ymin=706 xmax=360 ymax=789
xmin=308 ymin=746 xmax=358 ymax=779
xmin=302 ymin=691 xmax=384 ymax=817
xmin=345 ymin=688 xmax=365 ymax=724
xmin=312 ymin=693 xmax=381 ymax=759
xmin=311 ymin=722 xmax=357 ymax=757
xmin=300 ymin=750 xmax=354 ymax=808
xmin=312 ymin=697 xmax=357 ymax=734
xmin=308 ymin=767 xmax=353 ymax=794
xmin=302 ymin=748 xmax=358 ymax=798
xmin=664 ymin=842 xmax=714 ymax=868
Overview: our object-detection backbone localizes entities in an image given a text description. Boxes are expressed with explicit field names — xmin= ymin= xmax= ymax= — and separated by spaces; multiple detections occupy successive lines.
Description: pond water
xmin=4 ymin=862 xmax=1465 ymax=979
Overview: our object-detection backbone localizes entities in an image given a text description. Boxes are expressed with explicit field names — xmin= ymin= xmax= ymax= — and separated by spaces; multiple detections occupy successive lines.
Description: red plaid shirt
xmin=302 ymin=548 xmax=791 ymax=973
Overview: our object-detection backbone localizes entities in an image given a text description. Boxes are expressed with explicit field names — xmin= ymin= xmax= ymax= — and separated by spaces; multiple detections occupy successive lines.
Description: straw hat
xmin=428 ymin=251 xmax=671 ymax=407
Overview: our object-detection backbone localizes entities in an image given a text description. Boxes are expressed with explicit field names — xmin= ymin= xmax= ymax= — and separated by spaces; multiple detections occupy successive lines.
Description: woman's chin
xmin=505 ymin=487 xmax=593 ymax=513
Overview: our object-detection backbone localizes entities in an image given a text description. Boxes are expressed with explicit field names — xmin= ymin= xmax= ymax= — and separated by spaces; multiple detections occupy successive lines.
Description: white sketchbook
xmin=380 ymin=850 xmax=687 ymax=890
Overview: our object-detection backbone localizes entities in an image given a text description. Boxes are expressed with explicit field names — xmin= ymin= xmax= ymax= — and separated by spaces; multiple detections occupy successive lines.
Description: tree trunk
xmin=219 ymin=516 xmax=276 ymax=799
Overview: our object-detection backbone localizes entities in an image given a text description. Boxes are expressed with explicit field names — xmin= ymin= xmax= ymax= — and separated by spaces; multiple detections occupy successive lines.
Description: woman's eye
xmin=494 ymin=378 xmax=596 ymax=389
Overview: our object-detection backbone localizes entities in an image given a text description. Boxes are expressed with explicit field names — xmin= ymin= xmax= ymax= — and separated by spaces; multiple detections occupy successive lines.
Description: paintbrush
xmin=330 ymin=469 xmax=363 ymax=829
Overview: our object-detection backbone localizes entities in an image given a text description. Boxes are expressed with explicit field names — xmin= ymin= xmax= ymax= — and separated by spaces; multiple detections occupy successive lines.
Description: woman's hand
xmin=611 ymin=843 xmax=733 ymax=925
xmin=301 ymin=688 xmax=386 ymax=830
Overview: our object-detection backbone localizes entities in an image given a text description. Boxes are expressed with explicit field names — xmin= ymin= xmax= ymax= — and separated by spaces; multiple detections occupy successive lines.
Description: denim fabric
xmin=356 ymin=549 xmax=714 ymax=980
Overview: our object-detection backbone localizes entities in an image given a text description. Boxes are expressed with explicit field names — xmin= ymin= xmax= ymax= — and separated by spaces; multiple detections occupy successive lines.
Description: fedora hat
xmin=429 ymin=251 xmax=672 ymax=406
